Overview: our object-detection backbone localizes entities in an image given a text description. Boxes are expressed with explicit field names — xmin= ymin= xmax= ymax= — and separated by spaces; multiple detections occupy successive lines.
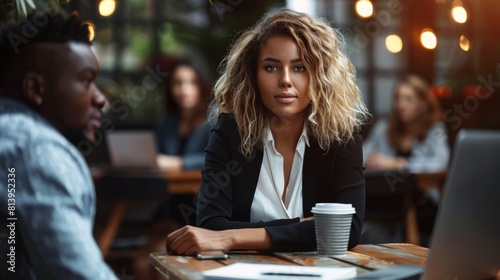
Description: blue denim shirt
xmin=0 ymin=98 xmax=117 ymax=279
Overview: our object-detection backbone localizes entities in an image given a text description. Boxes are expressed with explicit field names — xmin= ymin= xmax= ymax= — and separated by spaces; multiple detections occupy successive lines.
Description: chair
xmin=363 ymin=170 xmax=420 ymax=244
xmin=95 ymin=171 xmax=168 ymax=258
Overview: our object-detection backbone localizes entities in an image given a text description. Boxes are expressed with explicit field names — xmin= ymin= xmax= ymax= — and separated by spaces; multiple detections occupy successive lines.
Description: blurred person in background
xmin=362 ymin=75 xmax=449 ymax=244
xmin=155 ymin=59 xmax=212 ymax=172
xmin=155 ymin=59 xmax=212 ymax=226
xmin=0 ymin=12 xmax=117 ymax=279
xmin=363 ymin=74 xmax=450 ymax=173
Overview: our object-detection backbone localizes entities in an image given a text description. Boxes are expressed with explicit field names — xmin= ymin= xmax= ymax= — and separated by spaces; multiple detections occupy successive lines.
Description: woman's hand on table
xmin=166 ymin=226 xmax=272 ymax=255
xmin=156 ymin=154 xmax=183 ymax=172
xmin=365 ymin=151 xmax=407 ymax=171
xmin=166 ymin=226 xmax=233 ymax=255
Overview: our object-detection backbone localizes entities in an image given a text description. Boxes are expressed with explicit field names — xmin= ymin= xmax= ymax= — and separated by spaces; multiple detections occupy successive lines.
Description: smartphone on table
xmin=196 ymin=250 xmax=229 ymax=260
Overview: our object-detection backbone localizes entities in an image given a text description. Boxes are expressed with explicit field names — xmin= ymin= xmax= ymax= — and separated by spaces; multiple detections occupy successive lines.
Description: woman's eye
xmin=294 ymin=66 xmax=306 ymax=72
xmin=265 ymin=66 xmax=277 ymax=72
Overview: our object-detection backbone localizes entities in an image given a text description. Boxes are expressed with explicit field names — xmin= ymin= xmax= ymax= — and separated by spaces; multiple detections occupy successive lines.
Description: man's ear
xmin=22 ymin=72 xmax=47 ymax=106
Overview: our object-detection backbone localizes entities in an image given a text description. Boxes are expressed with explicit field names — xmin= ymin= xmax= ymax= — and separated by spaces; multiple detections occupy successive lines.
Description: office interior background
xmin=2 ymin=0 xmax=498 ymax=153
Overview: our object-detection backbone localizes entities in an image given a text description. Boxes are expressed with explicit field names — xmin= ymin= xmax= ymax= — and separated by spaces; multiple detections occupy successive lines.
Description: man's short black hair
xmin=0 ymin=11 xmax=91 ymax=77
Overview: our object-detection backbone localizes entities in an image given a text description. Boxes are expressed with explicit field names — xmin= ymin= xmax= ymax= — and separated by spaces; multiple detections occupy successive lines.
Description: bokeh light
xmin=459 ymin=35 xmax=470 ymax=51
xmin=385 ymin=34 xmax=403 ymax=53
xmin=99 ymin=0 xmax=116 ymax=17
xmin=84 ymin=22 xmax=95 ymax=42
xmin=355 ymin=0 xmax=374 ymax=18
xmin=451 ymin=6 xmax=467 ymax=23
xmin=421 ymin=29 xmax=437 ymax=49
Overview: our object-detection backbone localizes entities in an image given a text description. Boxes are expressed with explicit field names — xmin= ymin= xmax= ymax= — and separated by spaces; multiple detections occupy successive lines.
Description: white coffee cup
xmin=311 ymin=203 xmax=355 ymax=257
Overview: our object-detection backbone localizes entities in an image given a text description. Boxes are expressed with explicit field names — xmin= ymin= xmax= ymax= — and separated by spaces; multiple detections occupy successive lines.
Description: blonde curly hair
xmin=211 ymin=9 xmax=369 ymax=158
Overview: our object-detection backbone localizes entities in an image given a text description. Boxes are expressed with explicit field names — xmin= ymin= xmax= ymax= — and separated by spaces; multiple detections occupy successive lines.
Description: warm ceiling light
xmin=452 ymin=6 xmax=467 ymax=23
xmin=420 ymin=29 xmax=437 ymax=50
xmin=355 ymin=0 xmax=373 ymax=18
xmin=451 ymin=0 xmax=467 ymax=23
xmin=459 ymin=35 xmax=470 ymax=51
xmin=385 ymin=34 xmax=403 ymax=53
xmin=99 ymin=0 xmax=116 ymax=17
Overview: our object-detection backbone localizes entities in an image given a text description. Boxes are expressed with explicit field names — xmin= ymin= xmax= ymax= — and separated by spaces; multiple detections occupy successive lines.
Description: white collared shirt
xmin=250 ymin=126 xmax=310 ymax=222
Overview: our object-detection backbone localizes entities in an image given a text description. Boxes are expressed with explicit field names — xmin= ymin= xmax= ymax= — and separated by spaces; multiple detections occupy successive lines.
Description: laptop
xmin=422 ymin=129 xmax=500 ymax=279
xmin=354 ymin=129 xmax=500 ymax=279
xmin=106 ymin=130 xmax=159 ymax=170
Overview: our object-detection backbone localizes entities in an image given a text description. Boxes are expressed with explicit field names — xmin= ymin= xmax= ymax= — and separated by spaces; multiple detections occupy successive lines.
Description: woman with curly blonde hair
xmin=166 ymin=9 xmax=369 ymax=254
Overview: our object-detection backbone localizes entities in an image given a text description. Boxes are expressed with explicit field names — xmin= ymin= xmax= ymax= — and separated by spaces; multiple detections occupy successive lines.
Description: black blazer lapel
xmin=302 ymin=140 xmax=330 ymax=217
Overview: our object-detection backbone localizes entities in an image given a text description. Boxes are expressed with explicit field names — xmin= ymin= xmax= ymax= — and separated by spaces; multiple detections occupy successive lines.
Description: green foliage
xmin=0 ymin=0 xmax=69 ymax=25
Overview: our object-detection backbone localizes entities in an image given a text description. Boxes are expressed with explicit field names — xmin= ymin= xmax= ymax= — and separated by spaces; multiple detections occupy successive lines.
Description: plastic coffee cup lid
xmin=311 ymin=203 xmax=356 ymax=214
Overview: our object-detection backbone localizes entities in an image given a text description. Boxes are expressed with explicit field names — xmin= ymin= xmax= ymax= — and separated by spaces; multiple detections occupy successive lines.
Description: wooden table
xmin=414 ymin=171 xmax=447 ymax=195
xmin=149 ymin=243 xmax=427 ymax=280
xmin=91 ymin=167 xmax=202 ymax=195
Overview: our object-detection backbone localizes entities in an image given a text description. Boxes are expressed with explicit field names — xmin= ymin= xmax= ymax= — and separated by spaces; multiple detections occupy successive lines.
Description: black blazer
xmin=155 ymin=113 xmax=211 ymax=169
xmin=196 ymin=113 xmax=365 ymax=252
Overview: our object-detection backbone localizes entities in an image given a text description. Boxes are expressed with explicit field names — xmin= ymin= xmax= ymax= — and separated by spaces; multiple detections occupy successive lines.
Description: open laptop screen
xmin=106 ymin=130 xmax=158 ymax=169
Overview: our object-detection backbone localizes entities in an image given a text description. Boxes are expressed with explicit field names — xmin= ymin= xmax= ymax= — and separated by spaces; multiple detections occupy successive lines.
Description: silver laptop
xmin=106 ymin=130 xmax=158 ymax=169
xmin=354 ymin=130 xmax=500 ymax=279
xmin=423 ymin=129 xmax=500 ymax=279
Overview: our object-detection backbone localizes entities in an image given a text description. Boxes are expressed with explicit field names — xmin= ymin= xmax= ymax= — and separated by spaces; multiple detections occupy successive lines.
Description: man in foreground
xmin=0 ymin=12 xmax=117 ymax=279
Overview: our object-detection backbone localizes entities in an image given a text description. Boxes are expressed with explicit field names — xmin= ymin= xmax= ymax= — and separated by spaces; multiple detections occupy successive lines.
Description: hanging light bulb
xmin=451 ymin=0 xmax=467 ymax=23
xmin=420 ymin=28 xmax=437 ymax=50
xmin=99 ymin=0 xmax=116 ymax=17
xmin=459 ymin=35 xmax=470 ymax=51
xmin=385 ymin=34 xmax=403 ymax=53
xmin=355 ymin=0 xmax=374 ymax=18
